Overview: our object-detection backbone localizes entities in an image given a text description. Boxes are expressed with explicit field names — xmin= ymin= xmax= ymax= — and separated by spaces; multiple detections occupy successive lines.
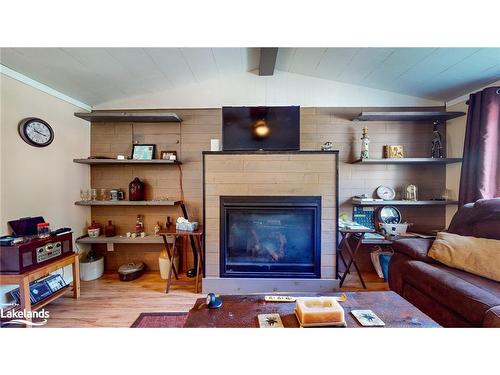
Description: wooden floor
xmin=42 ymin=271 xmax=388 ymax=328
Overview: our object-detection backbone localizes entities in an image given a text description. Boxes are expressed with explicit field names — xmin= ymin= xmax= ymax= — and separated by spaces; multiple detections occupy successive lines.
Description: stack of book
xmin=352 ymin=196 xmax=384 ymax=203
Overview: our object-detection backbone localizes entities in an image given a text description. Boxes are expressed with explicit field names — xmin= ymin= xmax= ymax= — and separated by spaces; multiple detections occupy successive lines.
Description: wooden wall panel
xmin=89 ymin=106 xmax=447 ymax=270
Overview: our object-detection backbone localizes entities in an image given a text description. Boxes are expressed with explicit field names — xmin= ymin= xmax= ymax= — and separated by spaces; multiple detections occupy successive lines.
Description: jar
xmin=37 ymin=222 xmax=51 ymax=238
xmin=129 ymin=177 xmax=145 ymax=201
xmin=88 ymin=221 xmax=101 ymax=238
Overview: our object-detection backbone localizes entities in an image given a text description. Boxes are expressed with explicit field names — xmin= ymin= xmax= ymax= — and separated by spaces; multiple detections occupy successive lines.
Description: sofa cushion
xmin=448 ymin=198 xmax=500 ymax=240
xmin=428 ymin=232 xmax=500 ymax=282
xmin=392 ymin=238 xmax=435 ymax=263
xmin=402 ymin=260 xmax=500 ymax=326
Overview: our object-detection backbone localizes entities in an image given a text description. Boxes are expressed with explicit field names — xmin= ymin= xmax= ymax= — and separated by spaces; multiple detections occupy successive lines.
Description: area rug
xmin=130 ymin=312 xmax=188 ymax=328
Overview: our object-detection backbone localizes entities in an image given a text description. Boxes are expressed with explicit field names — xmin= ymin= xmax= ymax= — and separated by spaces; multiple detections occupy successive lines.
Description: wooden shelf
xmin=352 ymin=111 xmax=465 ymax=122
xmin=351 ymin=158 xmax=462 ymax=165
xmin=352 ymin=200 xmax=458 ymax=206
xmin=74 ymin=111 xmax=182 ymax=123
xmin=76 ymin=235 xmax=170 ymax=244
xmin=73 ymin=158 xmax=181 ymax=165
xmin=75 ymin=200 xmax=181 ymax=206
xmin=30 ymin=286 xmax=72 ymax=311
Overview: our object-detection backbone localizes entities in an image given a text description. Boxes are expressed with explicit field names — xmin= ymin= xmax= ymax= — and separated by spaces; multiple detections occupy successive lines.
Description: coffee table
xmin=183 ymin=291 xmax=440 ymax=328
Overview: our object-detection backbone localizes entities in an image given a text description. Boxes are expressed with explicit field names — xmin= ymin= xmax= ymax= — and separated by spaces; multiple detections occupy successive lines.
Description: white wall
xmin=0 ymin=74 xmax=90 ymax=302
xmin=95 ymin=70 xmax=442 ymax=109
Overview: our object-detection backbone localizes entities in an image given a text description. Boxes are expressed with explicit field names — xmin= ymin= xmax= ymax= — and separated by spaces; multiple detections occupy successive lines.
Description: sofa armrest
xmin=392 ymin=238 xmax=435 ymax=263
xmin=483 ymin=306 xmax=500 ymax=328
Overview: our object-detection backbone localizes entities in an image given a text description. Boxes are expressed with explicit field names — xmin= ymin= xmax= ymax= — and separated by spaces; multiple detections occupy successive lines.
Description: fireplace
xmin=220 ymin=196 xmax=321 ymax=278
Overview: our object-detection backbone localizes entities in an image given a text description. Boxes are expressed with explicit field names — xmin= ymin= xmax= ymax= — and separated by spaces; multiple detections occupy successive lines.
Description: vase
xmin=129 ymin=177 xmax=145 ymax=201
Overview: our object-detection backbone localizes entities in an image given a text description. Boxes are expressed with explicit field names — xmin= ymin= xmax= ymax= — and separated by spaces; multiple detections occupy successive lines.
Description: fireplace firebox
xmin=220 ymin=196 xmax=321 ymax=278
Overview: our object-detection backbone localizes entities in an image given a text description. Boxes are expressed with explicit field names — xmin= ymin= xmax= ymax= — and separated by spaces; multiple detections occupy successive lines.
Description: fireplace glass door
xmin=220 ymin=196 xmax=321 ymax=278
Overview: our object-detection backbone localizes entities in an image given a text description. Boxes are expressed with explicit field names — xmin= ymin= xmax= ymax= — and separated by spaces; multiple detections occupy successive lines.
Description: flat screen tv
xmin=222 ymin=106 xmax=300 ymax=151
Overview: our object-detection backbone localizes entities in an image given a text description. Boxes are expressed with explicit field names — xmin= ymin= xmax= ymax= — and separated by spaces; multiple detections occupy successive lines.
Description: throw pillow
xmin=428 ymin=232 xmax=500 ymax=282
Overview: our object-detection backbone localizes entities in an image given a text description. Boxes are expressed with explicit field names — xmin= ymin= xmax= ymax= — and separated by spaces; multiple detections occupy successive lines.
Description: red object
xmin=105 ymin=220 xmax=116 ymax=237
xmin=129 ymin=177 xmax=145 ymax=201
xmin=0 ymin=233 xmax=73 ymax=274
xmin=130 ymin=312 xmax=188 ymax=328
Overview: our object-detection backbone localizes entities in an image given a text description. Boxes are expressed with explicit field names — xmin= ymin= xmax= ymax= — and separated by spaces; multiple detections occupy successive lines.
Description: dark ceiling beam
xmin=259 ymin=48 xmax=278 ymax=76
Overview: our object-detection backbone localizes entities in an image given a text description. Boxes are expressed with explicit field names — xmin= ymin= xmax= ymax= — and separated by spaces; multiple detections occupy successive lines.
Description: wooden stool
xmin=159 ymin=227 xmax=204 ymax=293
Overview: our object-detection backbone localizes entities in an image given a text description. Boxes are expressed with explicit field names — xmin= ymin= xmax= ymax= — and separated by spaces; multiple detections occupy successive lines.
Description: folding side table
xmin=338 ymin=228 xmax=375 ymax=289
xmin=159 ymin=227 xmax=204 ymax=293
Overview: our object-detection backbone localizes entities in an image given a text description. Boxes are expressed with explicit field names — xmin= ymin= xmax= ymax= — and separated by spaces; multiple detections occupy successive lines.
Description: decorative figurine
xmin=431 ymin=121 xmax=444 ymax=158
xmin=154 ymin=221 xmax=161 ymax=236
xmin=321 ymin=141 xmax=334 ymax=151
xmin=360 ymin=126 xmax=370 ymax=159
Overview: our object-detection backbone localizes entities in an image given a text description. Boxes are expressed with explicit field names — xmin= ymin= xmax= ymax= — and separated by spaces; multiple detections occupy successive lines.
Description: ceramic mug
xmin=110 ymin=190 xmax=124 ymax=201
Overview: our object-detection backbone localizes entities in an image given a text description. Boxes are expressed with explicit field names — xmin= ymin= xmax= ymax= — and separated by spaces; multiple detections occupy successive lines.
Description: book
xmin=257 ymin=313 xmax=284 ymax=328
xmin=351 ymin=310 xmax=385 ymax=326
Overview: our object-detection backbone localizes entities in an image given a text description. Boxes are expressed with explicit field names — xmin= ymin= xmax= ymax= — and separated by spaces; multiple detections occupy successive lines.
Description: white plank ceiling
xmin=1 ymin=47 xmax=499 ymax=106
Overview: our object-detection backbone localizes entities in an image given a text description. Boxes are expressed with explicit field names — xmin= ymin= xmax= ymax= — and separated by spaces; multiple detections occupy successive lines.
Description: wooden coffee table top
xmin=184 ymin=291 xmax=440 ymax=328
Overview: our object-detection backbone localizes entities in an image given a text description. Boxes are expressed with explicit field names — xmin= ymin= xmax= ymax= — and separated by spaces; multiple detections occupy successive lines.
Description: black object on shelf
xmin=352 ymin=111 xmax=466 ymax=122
xmin=351 ymin=158 xmax=462 ymax=165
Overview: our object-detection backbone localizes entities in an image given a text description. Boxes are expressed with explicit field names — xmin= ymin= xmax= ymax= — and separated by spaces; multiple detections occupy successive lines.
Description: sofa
xmin=388 ymin=198 xmax=500 ymax=327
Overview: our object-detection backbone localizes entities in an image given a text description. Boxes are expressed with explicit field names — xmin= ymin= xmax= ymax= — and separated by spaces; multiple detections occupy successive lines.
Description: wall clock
xmin=18 ymin=117 xmax=54 ymax=147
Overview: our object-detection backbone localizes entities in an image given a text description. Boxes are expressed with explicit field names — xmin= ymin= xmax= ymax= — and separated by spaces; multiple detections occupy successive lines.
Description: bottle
xmin=135 ymin=215 xmax=144 ymax=234
xmin=360 ymin=126 xmax=370 ymax=159
xmin=129 ymin=177 xmax=145 ymax=201
xmin=105 ymin=220 xmax=116 ymax=237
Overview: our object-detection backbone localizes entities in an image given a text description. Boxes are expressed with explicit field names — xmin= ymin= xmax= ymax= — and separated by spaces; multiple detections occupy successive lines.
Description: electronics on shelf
xmin=10 ymin=273 xmax=67 ymax=305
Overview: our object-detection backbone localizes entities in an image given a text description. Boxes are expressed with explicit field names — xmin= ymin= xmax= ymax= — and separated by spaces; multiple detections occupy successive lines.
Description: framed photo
xmin=383 ymin=145 xmax=404 ymax=158
xmin=160 ymin=150 xmax=177 ymax=161
xmin=132 ymin=144 xmax=156 ymax=160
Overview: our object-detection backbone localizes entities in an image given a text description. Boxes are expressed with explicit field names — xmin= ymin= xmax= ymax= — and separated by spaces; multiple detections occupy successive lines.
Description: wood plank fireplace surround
xmin=85 ymin=106 xmax=449 ymax=294
xmin=203 ymin=151 xmax=338 ymax=293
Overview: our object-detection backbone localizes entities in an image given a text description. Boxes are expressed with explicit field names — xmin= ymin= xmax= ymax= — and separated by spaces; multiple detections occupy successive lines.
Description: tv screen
xmin=222 ymin=106 xmax=300 ymax=151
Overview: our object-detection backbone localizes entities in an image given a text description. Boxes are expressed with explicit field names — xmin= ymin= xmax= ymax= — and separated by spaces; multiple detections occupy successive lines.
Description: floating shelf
xmin=73 ymin=158 xmax=181 ymax=165
xmin=352 ymin=200 xmax=458 ymax=206
xmin=76 ymin=235 xmax=171 ymax=244
xmin=75 ymin=200 xmax=181 ymax=206
xmin=74 ymin=111 xmax=182 ymax=123
xmin=352 ymin=111 xmax=465 ymax=122
xmin=351 ymin=158 xmax=462 ymax=165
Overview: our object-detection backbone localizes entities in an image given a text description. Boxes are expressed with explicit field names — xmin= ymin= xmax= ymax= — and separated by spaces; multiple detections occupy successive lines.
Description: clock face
xmin=376 ymin=185 xmax=396 ymax=200
xmin=19 ymin=118 xmax=54 ymax=147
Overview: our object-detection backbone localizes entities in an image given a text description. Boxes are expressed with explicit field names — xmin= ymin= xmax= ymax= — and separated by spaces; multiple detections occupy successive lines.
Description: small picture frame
xmin=160 ymin=150 xmax=177 ymax=161
xmin=132 ymin=144 xmax=156 ymax=160
xmin=383 ymin=145 xmax=404 ymax=158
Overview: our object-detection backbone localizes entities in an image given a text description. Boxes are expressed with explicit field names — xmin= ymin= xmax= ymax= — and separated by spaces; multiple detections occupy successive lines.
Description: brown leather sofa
xmin=388 ymin=198 xmax=500 ymax=327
